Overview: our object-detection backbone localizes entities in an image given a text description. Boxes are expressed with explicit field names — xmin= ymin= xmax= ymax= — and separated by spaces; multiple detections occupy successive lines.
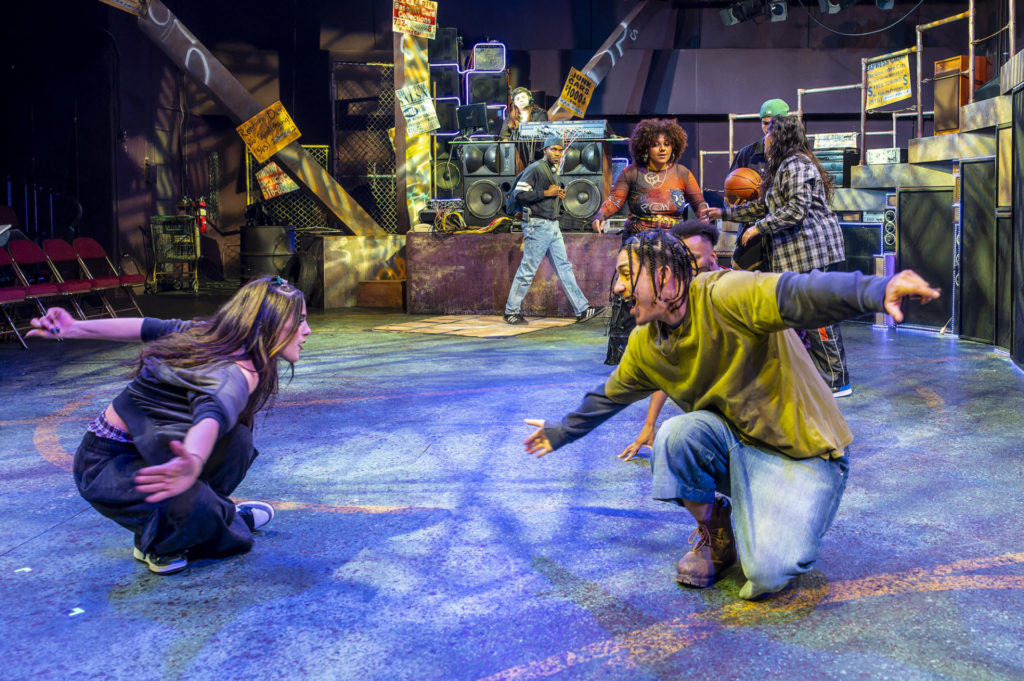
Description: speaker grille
xmin=465 ymin=179 xmax=507 ymax=220
xmin=563 ymin=178 xmax=602 ymax=219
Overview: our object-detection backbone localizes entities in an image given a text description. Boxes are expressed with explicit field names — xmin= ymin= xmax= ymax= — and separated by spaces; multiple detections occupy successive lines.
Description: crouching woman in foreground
xmin=29 ymin=276 xmax=311 ymax=575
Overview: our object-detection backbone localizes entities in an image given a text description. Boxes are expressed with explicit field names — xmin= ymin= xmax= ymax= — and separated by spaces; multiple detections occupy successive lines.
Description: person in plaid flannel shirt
xmin=709 ymin=114 xmax=851 ymax=397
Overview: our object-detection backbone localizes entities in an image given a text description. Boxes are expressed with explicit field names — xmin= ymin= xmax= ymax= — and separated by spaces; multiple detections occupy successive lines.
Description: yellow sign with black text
xmin=236 ymin=101 xmax=301 ymax=164
xmin=556 ymin=68 xmax=596 ymax=119
xmin=866 ymin=56 xmax=912 ymax=110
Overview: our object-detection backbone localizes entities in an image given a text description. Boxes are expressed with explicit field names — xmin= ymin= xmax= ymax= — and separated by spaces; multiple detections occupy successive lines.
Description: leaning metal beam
xmin=128 ymin=0 xmax=383 ymax=235
xmin=547 ymin=0 xmax=664 ymax=121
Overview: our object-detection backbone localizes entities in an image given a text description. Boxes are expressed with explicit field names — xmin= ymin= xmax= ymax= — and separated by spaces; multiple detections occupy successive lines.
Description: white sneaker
xmin=236 ymin=501 xmax=275 ymax=531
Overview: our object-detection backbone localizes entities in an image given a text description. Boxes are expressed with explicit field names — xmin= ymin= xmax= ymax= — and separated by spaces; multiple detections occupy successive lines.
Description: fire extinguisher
xmin=197 ymin=198 xmax=208 ymax=234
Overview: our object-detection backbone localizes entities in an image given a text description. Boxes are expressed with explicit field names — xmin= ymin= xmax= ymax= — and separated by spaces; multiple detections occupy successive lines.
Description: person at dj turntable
xmin=503 ymin=135 xmax=603 ymax=326
xmin=500 ymin=86 xmax=549 ymax=172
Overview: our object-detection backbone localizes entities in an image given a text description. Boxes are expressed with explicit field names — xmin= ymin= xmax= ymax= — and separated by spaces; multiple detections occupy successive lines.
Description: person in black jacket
xmin=503 ymin=135 xmax=603 ymax=326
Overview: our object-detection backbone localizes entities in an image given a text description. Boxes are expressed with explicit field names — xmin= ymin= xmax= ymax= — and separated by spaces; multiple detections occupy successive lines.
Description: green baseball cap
xmin=759 ymin=98 xmax=790 ymax=117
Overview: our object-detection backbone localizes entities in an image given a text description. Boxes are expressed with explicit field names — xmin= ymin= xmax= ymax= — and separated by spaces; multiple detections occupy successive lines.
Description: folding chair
xmin=72 ymin=237 xmax=144 ymax=316
xmin=6 ymin=239 xmax=86 ymax=319
xmin=42 ymin=238 xmax=116 ymax=318
xmin=0 ymin=248 xmax=30 ymax=348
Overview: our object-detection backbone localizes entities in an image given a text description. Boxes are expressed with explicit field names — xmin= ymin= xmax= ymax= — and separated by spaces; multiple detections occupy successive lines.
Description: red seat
xmin=6 ymin=239 xmax=87 ymax=318
xmin=72 ymin=237 xmax=144 ymax=316
xmin=0 ymin=247 xmax=31 ymax=349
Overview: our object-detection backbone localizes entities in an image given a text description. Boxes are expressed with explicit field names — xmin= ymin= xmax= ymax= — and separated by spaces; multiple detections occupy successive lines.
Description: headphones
xmin=510 ymin=87 xmax=533 ymax=107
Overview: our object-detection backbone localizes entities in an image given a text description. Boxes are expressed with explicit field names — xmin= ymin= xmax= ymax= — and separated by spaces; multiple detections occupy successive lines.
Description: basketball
xmin=724 ymin=167 xmax=762 ymax=206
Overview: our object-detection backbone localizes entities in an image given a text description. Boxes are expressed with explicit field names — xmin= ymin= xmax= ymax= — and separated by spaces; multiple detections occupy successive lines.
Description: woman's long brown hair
xmin=134 ymin=276 xmax=305 ymax=426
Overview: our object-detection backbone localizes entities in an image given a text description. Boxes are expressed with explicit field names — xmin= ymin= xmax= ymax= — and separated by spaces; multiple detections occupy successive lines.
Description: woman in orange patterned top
xmin=591 ymin=118 xmax=708 ymax=235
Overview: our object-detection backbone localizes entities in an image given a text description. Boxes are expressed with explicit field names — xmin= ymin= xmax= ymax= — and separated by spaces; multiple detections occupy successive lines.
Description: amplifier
xmin=519 ymin=120 xmax=610 ymax=140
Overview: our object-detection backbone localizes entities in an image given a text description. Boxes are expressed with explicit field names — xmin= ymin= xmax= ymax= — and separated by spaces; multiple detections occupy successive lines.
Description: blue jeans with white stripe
xmin=504 ymin=217 xmax=589 ymax=316
xmin=652 ymin=410 xmax=849 ymax=599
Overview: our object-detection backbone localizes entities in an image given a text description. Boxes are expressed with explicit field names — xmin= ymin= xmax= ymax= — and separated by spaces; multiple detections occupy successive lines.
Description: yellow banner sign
xmin=556 ymin=68 xmax=596 ymax=119
xmin=866 ymin=56 xmax=912 ymax=110
xmin=236 ymin=101 xmax=301 ymax=164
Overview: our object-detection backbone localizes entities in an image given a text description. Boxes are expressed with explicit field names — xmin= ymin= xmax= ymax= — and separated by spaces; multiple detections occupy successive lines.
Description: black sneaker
xmin=132 ymin=546 xmax=188 ymax=575
xmin=575 ymin=306 xmax=605 ymax=323
xmin=236 ymin=500 xmax=275 ymax=531
xmin=503 ymin=313 xmax=528 ymax=325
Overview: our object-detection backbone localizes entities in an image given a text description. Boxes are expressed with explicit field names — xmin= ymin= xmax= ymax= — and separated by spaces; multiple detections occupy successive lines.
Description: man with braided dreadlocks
xmin=523 ymin=230 xmax=940 ymax=600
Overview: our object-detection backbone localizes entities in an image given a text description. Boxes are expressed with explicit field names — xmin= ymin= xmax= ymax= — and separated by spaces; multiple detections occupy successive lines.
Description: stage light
xmin=768 ymin=1 xmax=788 ymax=21
xmin=720 ymin=0 xmax=763 ymax=25
xmin=818 ymin=0 xmax=857 ymax=13
xmin=876 ymin=0 xmax=894 ymax=8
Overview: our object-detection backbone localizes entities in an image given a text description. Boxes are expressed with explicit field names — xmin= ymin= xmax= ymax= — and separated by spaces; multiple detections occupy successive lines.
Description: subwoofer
xmin=433 ymin=153 xmax=462 ymax=200
xmin=558 ymin=140 xmax=610 ymax=222
xmin=461 ymin=142 xmax=516 ymax=226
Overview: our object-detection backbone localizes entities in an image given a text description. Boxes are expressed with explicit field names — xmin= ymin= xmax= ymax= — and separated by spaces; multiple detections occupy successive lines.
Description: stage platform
xmin=406 ymin=232 xmax=620 ymax=316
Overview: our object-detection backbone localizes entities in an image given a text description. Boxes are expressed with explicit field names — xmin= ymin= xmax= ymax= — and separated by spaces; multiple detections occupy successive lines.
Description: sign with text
xmin=556 ymin=68 xmax=596 ymax=119
xmin=866 ymin=55 xmax=912 ymax=110
xmin=255 ymin=162 xmax=299 ymax=200
xmin=396 ymin=82 xmax=440 ymax=135
xmin=393 ymin=0 xmax=437 ymax=39
xmin=236 ymin=101 xmax=301 ymax=164
xmin=812 ymin=132 xmax=858 ymax=150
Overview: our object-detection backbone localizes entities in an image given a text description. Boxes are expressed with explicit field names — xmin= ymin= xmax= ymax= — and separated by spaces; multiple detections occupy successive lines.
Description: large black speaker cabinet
xmin=467 ymin=72 xmax=507 ymax=106
xmin=960 ymin=159 xmax=998 ymax=345
xmin=429 ymin=27 xmax=459 ymax=63
xmin=837 ymin=222 xmax=882 ymax=276
xmin=430 ymin=65 xmax=460 ymax=99
xmin=1012 ymin=90 xmax=1024 ymax=366
xmin=896 ymin=188 xmax=954 ymax=329
xmin=559 ymin=140 xmax=610 ymax=222
xmin=461 ymin=142 xmax=516 ymax=225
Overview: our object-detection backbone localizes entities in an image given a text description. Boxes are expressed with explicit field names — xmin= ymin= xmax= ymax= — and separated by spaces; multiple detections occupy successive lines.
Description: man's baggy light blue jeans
xmin=505 ymin=217 xmax=589 ymax=316
xmin=652 ymin=410 xmax=849 ymax=600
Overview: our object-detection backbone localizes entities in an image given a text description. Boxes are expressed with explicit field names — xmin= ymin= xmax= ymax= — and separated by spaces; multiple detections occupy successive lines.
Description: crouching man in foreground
xmin=524 ymin=230 xmax=940 ymax=599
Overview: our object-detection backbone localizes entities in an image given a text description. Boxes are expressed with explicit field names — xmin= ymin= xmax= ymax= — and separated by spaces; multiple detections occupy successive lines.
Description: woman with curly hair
xmin=28 ymin=276 xmax=312 ymax=574
xmin=591 ymin=118 xmax=708 ymax=236
xmin=593 ymin=118 xmax=708 ymax=364
xmin=708 ymin=114 xmax=850 ymax=397
xmin=499 ymin=86 xmax=549 ymax=171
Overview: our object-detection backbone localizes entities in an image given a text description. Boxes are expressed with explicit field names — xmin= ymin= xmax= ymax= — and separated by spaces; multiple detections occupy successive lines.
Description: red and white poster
xmin=393 ymin=0 xmax=437 ymax=39
xmin=255 ymin=162 xmax=299 ymax=200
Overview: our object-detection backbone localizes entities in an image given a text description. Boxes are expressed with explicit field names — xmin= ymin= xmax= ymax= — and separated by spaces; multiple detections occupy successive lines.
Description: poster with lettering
xmin=396 ymin=82 xmax=440 ymax=135
xmin=255 ymin=162 xmax=299 ymax=200
xmin=393 ymin=0 xmax=437 ymax=39
xmin=866 ymin=56 xmax=912 ymax=110
xmin=556 ymin=68 xmax=596 ymax=119
xmin=236 ymin=101 xmax=302 ymax=164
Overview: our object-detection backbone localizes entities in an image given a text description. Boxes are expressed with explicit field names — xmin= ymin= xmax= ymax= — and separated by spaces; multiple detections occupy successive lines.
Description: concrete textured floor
xmin=1 ymin=297 xmax=1023 ymax=681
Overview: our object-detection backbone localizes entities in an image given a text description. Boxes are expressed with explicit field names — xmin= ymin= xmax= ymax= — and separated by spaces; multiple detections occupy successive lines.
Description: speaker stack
xmin=462 ymin=142 xmax=516 ymax=226
xmin=558 ymin=140 xmax=610 ymax=229
xmin=882 ymin=194 xmax=897 ymax=253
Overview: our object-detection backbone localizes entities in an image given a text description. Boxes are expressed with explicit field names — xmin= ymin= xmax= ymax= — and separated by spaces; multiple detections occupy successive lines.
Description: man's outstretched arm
xmin=776 ymin=269 xmax=940 ymax=329
xmin=524 ymin=383 xmax=638 ymax=457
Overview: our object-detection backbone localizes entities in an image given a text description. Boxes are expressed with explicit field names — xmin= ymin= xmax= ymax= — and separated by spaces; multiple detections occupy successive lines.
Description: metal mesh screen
xmin=333 ymin=62 xmax=398 ymax=233
xmin=245 ymin=146 xmax=330 ymax=230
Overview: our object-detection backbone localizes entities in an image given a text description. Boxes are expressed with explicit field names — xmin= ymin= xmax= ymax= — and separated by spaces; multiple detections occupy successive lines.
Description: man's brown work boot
xmin=675 ymin=496 xmax=737 ymax=588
